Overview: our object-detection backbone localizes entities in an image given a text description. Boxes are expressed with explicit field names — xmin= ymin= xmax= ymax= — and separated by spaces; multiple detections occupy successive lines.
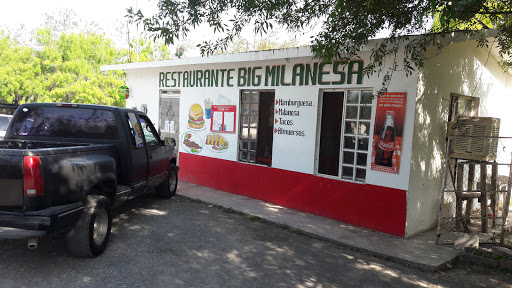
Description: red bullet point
xmin=276 ymin=99 xmax=279 ymax=105
xmin=275 ymin=128 xmax=278 ymax=133
xmin=275 ymin=109 xmax=278 ymax=114
xmin=275 ymin=118 xmax=278 ymax=124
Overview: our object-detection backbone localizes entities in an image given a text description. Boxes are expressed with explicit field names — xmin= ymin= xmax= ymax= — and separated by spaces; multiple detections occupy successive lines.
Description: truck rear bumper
xmin=0 ymin=202 xmax=83 ymax=239
xmin=0 ymin=227 xmax=47 ymax=239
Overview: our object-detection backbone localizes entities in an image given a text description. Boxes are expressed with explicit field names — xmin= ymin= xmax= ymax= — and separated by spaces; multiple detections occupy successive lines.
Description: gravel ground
xmin=0 ymin=195 xmax=511 ymax=288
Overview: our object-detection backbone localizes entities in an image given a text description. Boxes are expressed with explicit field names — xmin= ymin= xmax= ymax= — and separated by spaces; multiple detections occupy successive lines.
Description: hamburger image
xmin=188 ymin=103 xmax=205 ymax=129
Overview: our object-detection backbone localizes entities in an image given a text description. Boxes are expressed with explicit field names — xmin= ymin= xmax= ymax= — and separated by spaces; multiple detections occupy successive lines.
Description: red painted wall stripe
xmin=179 ymin=153 xmax=406 ymax=237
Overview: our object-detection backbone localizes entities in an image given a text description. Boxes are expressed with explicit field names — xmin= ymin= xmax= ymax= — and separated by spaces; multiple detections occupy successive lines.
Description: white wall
xmin=407 ymin=40 xmax=512 ymax=236
xmin=123 ymin=53 xmax=418 ymax=191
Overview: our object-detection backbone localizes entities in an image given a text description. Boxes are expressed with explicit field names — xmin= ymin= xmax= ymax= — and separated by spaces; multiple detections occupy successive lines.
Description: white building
xmin=101 ymin=32 xmax=512 ymax=237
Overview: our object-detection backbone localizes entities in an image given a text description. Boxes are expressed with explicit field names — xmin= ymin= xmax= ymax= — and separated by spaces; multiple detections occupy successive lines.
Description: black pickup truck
xmin=0 ymin=103 xmax=178 ymax=257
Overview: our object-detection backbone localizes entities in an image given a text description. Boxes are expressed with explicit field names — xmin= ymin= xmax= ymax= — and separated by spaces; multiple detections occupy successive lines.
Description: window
xmin=448 ymin=93 xmax=479 ymax=122
xmin=127 ymin=113 xmax=144 ymax=148
xmin=239 ymin=90 xmax=275 ymax=165
xmin=11 ymin=107 xmax=119 ymax=140
xmin=317 ymin=90 xmax=373 ymax=182
xmin=138 ymin=115 xmax=161 ymax=146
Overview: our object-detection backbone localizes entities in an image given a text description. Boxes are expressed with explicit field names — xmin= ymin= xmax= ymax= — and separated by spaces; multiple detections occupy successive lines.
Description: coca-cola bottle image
xmin=376 ymin=111 xmax=395 ymax=167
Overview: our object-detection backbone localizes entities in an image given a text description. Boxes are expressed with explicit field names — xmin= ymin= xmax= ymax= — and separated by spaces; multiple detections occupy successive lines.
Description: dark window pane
xmin=357 ymin=138 xmax=369 ymax=151
xmin=318 ymin=92 xmax=343 ymax=176
xmin=249 ymin=152 xmax=256 ymax=162
xmin=356 ymin=168 xmax=366 ymax=181
xmin=346 ymin=106 xmax=357 ymax=119
xmin=240 ymin=140 xmax=248 ymax=150
xmin=240 ymin=151 xmax=248 ymax=161
xmin=356 ymin=153 xmax=367 ymax=166
xmin=342 ymin=166 xmax=353 ymax=178
xmin=249 ymin=141 xmax=257 ymax=151
xmin=361 ymin=91 xmax=373 ymax=104
xmin=343 ymin=151 xmax=354 ymax=164
xmin=344 ymin=136 xmax=356 ymax=149
xmin=360 ymin=106 xmax=372 ymax=120
xmin=242 ymin=116 xmax=249 ymax=127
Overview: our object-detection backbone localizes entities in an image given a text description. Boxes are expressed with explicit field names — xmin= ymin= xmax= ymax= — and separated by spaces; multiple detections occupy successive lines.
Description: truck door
xmin=138 ymin=115 xmax=169 ymax=188
xmin=126 ymin=112 xmax=148 ymax=197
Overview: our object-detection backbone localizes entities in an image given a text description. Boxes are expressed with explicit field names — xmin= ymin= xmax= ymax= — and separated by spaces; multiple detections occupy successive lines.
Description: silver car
xmin=0 ymin=114 xmax=13 ymax=140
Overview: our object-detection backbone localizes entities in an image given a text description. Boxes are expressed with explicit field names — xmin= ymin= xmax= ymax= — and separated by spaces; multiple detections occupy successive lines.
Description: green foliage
xmin=127 ymin=0 xmax=512 ymax=89
xmin=0 ymin=8 xmax=181 ymax=107
xmin=128 ymin=37 xmax=173 ymax=62
xmin=0 ymin=29 xmax=126 ymax=106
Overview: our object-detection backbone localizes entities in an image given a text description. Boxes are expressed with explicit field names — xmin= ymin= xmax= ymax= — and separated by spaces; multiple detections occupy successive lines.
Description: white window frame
xmin=315 ymin=88 xmax=374 ymax=183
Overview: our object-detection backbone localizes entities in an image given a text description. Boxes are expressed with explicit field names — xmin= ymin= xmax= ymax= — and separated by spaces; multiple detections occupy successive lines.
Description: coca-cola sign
xmin=371 ymin=92 xmax=407 ymax=174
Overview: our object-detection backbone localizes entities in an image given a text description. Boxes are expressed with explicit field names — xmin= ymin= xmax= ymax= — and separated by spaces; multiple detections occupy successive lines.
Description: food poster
xmin=211 ymin=105 xmax=236 ymax=133
xmin=181 ymin=98 xmax=234 ymax=155
xmin=371 ymin=92 xmax=407 ymax=174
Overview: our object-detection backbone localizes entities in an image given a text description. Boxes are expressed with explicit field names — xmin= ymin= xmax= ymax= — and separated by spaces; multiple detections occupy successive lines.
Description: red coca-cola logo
xmin=378 ymin=140 xmax=395 ymax=151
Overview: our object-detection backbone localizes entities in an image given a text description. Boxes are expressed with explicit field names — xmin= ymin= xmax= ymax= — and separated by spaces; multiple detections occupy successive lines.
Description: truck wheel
xmin=158 ymin=164 xmax=178 ymax=198
xmin=66 ymin=195 xmax=112 ymax=257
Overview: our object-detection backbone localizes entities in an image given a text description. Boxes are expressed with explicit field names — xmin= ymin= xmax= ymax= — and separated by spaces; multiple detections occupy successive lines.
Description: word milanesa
xmin=159 ymin=61 xmax=364 ymax=88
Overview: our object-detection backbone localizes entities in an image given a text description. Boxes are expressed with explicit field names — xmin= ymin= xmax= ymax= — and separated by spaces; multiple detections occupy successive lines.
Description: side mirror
xmin=164 ymin=137 xmax=176 ymax=147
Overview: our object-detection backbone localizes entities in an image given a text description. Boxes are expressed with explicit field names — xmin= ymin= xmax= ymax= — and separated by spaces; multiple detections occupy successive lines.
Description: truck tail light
xmin=24 ymin=156 xmax=44 ymax=197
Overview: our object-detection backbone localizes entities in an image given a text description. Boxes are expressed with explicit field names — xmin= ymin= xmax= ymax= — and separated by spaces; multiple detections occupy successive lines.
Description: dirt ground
xmin=0 ymin=195 xmax=510 ymax=288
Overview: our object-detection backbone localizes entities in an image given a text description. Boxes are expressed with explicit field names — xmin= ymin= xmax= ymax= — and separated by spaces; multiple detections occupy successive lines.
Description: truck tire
xmin=66 ymin=195 xmax=112 ymax=257
xmin=158 ymin=164 xmax=178 ymax=198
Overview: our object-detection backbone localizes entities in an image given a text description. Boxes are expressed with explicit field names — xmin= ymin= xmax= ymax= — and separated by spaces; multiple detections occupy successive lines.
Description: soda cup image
xmin=376 ymin=111 xmax=395 ymax=167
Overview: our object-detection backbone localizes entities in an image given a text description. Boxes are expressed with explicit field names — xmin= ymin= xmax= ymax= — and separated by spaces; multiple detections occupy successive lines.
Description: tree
xmin=0 ymin=33 xmax=42 ymax=104
xmin=128 ymin=37 xmax=174 ymax=62
xmin=0 ymin=29 xmax=126 ymax=106
xmin=34 ymin=29 xmax=126 ymax=106
xmin=127 ymin=0 xmax=512 ymax=90
xmin=217 ymin=30 xmax=300 ymax=54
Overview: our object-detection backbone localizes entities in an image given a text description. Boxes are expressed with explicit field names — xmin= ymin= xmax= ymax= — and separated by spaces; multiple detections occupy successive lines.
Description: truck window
xmin=10 ymin=107 xmax=119 ymax=140
xmin=127 ymin=112 xmax=145 ymax=148
xmin=138 ymin=115 xmax=160 ymax=146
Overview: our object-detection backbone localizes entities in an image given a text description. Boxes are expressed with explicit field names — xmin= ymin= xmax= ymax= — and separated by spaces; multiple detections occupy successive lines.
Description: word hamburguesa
xmin=159 ymin=61 xmax=364 ymax=88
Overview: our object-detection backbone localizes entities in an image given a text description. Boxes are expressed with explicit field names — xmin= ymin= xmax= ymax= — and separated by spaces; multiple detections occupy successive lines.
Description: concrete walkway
xmin=177 ymin=181 xmax=462 ymax=272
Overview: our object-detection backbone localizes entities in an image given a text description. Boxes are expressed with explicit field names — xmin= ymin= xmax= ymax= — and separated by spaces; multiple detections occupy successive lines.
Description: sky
xmin=0 ymin=0 xmax=146 ymax=31
xmin=0 ymin=0 xmax=322 ymax=58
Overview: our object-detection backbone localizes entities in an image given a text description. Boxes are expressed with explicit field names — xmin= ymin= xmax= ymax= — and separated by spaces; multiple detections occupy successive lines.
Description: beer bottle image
xmin=376 ymin=111 xmax=396 ymax=167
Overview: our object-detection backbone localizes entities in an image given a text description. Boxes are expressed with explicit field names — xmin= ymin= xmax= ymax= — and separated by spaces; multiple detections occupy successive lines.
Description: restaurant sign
xmin=159 ymin=60 xmax=364 ymax=88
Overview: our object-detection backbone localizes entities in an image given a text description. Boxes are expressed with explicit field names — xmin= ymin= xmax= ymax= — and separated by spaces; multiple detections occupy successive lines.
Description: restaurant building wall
xmin=406 ymin=39 xmax=512 ymax=236
xmin=101 ymin=35 xmax=511 ymax=238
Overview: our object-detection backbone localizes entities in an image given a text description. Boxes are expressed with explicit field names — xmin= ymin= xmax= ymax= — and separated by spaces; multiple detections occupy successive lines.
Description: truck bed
xmin=0 ymin=141 xmax=116 ymax=212
xmin=0 ymin=140 xmax=91 ymax=150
